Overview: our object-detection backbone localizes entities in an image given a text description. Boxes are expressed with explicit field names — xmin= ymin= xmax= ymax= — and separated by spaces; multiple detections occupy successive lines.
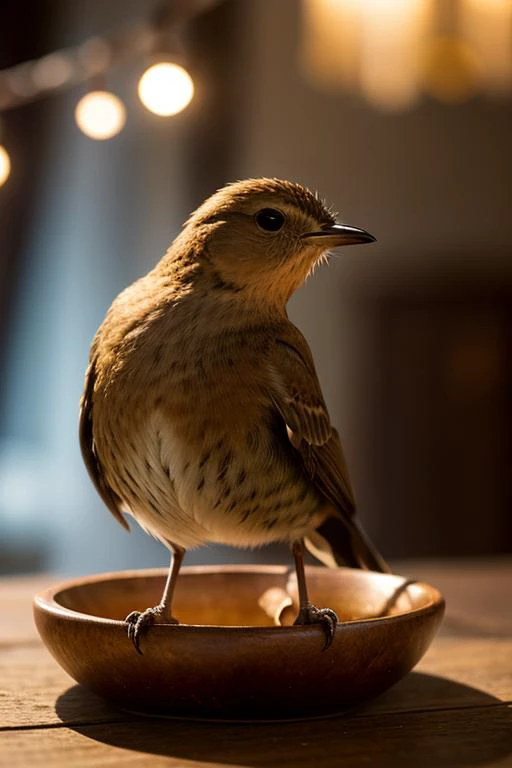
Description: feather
xmin=79 ymin=357 xmax=130 ymax=531
xmin=269 ymin=323 xmax=389 ymax=573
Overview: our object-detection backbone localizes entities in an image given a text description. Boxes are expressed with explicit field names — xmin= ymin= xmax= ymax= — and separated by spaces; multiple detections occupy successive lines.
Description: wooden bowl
xmin=34 ymin=565 xmax=444 ymax=720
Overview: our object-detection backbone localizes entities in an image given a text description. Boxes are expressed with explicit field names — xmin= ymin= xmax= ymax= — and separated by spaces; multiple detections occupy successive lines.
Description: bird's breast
xmin=93 ymin=312 xmax=321 ymax=547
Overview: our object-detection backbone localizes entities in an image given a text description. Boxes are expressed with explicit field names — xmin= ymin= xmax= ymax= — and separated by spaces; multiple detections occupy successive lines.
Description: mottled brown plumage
xmin=80 ymin=178 xmax=388 ymax=652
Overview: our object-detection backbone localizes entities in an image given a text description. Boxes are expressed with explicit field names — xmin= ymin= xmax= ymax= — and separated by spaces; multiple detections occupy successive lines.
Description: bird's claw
xmin=125 ymin=605 xmax=177 ymax=654
xmin=294 ymin=603 xmax=338 ymax=651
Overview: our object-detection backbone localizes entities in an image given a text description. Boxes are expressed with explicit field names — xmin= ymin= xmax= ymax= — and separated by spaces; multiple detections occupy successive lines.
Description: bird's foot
xmin=125 ymin=605 xmax=178 ymax=655
xmin=294 ymin=603 xmax=338 ymax=651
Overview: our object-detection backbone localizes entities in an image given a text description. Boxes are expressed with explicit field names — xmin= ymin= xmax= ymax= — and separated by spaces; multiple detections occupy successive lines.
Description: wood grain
xmin=413 ymin=638 xmax=512 ymax=704
xmin=2 ymin=705 xmax=511 ymax=768
xmin=394 ymin=557 xmax=512 ymax=637
xmin=0 ymin=575 xmax=49 ymax=643
xmin=0 ymin=645 xmax=125 ymax=730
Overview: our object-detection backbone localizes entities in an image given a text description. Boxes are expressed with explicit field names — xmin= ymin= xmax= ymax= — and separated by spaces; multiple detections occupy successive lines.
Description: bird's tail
xmin=305 ymin=515 xmax=391 ymax=574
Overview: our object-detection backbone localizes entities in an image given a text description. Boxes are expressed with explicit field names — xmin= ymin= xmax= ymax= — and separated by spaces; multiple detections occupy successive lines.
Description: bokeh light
xmin=0 ymin=145 xmax=11 ymax=187
xmin=32 ymin=53 xmax=74 ymax=91
xmin=74 ymin=90 xmax=126 ymax=140
xmin=137 ymin=62 xmax=194 ymax=116
xmin=422 ymin=36 xmax=480 ymax=103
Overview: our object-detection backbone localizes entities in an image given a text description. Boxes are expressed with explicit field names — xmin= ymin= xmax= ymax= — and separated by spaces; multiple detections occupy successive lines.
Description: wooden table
xmin=1 ymin=559 xmax=511 ymax=767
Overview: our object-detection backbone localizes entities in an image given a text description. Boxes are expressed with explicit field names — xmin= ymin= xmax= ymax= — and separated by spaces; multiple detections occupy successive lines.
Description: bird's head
xmin=171 ymin=178 xmax=375 ymax=306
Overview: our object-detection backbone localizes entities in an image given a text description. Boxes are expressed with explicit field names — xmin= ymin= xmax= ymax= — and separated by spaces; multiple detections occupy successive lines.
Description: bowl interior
xmin=51 ymin=565 xmax=436 ymax=627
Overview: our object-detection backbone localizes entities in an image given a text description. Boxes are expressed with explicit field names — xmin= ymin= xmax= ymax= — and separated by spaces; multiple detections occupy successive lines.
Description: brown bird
xmin=80 ymin=178 xmax=388 ymax=653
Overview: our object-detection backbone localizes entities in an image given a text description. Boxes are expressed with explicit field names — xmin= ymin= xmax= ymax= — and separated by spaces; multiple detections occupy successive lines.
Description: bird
xmin=79 ymin=178 xmax=389 ymax=654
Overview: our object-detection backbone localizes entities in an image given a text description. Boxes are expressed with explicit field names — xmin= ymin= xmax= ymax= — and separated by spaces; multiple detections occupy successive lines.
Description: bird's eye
xmin=255 ymin=208 xmax=285 ymax=232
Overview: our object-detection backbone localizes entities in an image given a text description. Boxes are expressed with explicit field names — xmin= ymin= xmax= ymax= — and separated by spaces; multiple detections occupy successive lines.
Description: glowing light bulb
xmin=0 ymin=145 xmax=11 ymax=187
xmin=75 ymin=90 xmax=126 ymax=140
xmin=138 ymin=62 xmax=194 ymax=116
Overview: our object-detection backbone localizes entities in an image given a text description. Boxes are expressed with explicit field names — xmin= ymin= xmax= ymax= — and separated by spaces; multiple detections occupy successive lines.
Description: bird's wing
xmin=268 ymin=324 xmax=355 ymax=518
xmin=79 ymin=357 xmax=130 ymax=530
xmin=268 ymin=323 xmax=389 ymax=573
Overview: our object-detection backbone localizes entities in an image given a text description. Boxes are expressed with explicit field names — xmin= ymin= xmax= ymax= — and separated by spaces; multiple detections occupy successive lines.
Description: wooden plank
xmin=1 ymin=637 xmax=510 ymax=730
xmin=393 ymin=557 xmax=512 ymax=637
xmin=0 ymin=575 xmax=49 ymax=644
xmin=0 ymin=645 xmax=127 ymax=730
xmin=415 ymin=637 xmax=512 ymax=702
xmin=367 ymin=637 xmax=512 ymax=716
xmin=1 ymin=705 xmax=511 ymax=768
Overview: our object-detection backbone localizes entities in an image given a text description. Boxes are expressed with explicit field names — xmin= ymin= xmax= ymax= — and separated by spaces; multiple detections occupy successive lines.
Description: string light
xmin=74 ymin=90 xmax=126 ymax=140
xmin=0 ymin=0 xmax=221 ymax=180
xmin=137 ymin=62 xmax=194 ymax=116
xmin=0 ymin=145 xmax=11 ymax=187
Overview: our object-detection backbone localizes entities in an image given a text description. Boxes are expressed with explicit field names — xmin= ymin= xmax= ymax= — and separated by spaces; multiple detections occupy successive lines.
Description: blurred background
xmin=0 ymin=0 xmax=511 ymax=576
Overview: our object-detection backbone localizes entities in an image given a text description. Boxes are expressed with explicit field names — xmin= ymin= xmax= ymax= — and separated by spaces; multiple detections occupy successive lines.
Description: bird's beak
xmin=301 ymin=223 xmax=376 ymax=248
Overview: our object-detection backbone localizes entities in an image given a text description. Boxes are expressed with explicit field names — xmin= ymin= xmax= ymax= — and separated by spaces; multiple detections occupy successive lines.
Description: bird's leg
xmin=157 ymin=542 xmax=185 ymax=622
xmin=126 ymin=543 xmax=185 ymax=654
xmin=291 ymin=539 xmax=338 ymax=650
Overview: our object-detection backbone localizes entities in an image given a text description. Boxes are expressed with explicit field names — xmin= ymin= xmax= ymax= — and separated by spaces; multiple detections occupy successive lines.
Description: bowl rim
xmin=33 ymin=564 xmax=445 ymax=634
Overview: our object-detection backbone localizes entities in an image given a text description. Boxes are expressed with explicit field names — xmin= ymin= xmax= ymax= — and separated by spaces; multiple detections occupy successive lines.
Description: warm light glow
xmin=301 ymin=0 xmax=360 ymax=90
xmin=74 ymin=90 xmax=126 ymax=140
xmin=32 ymin=53 xmax=74 ymax=90
xmin=78 ymin=37 xmax=111 ymax=77
xmin=302 ymin=0 xmax=512 ymax=108
xmin=461 ymin=0 xmax=512 ymax=94
xmin=422 ymin=36 xmax=480 ymax=102
xmin=358 ymin=0 xmax=433 ymax=110
xmin=302 ymin=0 xmax=434 ymax=110
xmin=137 ymin=62 xmax=194 ymax=116
xmin=0 ymin=145 xmax=11 ymax=187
